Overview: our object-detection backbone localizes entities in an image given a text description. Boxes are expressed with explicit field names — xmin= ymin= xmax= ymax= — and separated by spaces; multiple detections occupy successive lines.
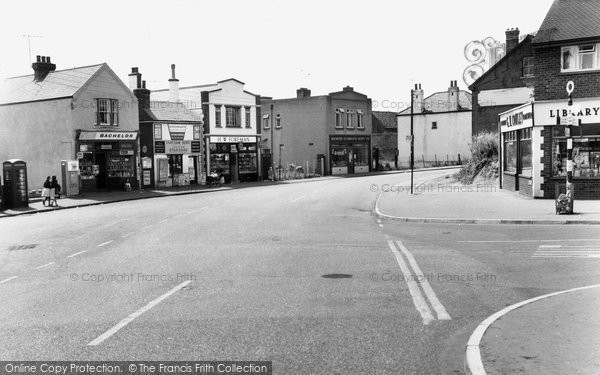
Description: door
xmin=261 ymin=153 xmax=272 ymax=181
xmin=95 ymin=153 xmax=107 ymax=189
xmin=188 ymin=156 xmax=197 ymax=184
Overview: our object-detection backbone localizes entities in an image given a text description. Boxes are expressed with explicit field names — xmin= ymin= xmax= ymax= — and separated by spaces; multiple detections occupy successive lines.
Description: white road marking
xmin=396 ymin=240 xmax=451 ymax=321
xmin=34 ymin=262 xmax=55 ymax=270
xmin=460 ymin=239 xmax=600 ymax=243
xmin=158 ymin=219 xmax=168 ymax=223
xmin=386 ymin=240 xmax=435 ymax=325
xmin=88 ymin=280 xmax=191 ymax=346
xmin=98 ymin=240 xmax=113 ymax=247
xmin=121 ymin=232 xmax=134 ymax=238
xmin=0 ymin=276 xmax=18 ymax=284
xmin=533 ymin=244 xmax=600 ymax=258
xmin=67 ymin=250 xmax=88 ymax=258
xmin=291 ymin=195 xmax=306 ymax=203
xmin=141 ymin=225 xmax=153 ymax=230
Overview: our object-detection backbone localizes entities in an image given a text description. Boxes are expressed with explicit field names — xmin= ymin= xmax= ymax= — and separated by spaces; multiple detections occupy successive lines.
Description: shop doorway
xmin=188 ymin=156 xmax=198 ymax=184
xmin=261 ymin=153 xmax=272 ymax=180
xmin=96 ymin=153 xmax=107 ymax=189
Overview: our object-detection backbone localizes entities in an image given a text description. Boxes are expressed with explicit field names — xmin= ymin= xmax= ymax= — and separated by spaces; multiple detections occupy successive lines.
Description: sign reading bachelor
xmin=79 ymin=132 xmax=138 ymax=140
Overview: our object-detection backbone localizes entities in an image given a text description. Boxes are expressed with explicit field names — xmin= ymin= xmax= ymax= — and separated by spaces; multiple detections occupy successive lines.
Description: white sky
xmin=0 ymin=0 xmax=554 ymax=110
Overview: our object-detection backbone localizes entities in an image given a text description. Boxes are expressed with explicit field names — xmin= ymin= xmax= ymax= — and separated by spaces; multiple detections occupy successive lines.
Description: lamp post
xmin=270 ymin=103 xmax=275 ymax=181
xmin=410 ymin=84 xmax=416 ymax=194
xmin=564 ymin=81 xmax=576 ymax=213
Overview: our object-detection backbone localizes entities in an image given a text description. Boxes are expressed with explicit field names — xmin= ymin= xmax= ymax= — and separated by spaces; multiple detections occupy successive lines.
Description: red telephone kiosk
xmin=2 ymin=159 xmax=29 ymax=208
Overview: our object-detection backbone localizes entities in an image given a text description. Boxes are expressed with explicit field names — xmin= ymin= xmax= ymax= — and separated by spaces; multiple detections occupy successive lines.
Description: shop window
xmin=96 ymin=99 xmax=119 ymax=126
xmin=503 ymin=131 xmax=517 ymax=173
xmin=215 ymin=106 xmax=222 ymax=127
xmin=561 ymin=44 xmax=599 ymax=72
xmin=432 ymin=121 xmax=437 ymax=129
xmin=335 ymin=109 xmax=345 ymax=129
xmin=263 ymin=114 xmax=270 ymax=130
xmin=331 ymin=146 xmax=348 ymax=167
xmin=352 ymin=143 xmax=369 ymax=166
xmin=357 ymin=110 xmax=364 ymax=129
xmin=522 ymin=56 xmax=534 ymax=77
xmin=226 ymin=106 xmax=241 ymax=127
xmin=519 ymin=128 xmax=532 ymax=177
xmin=239 ymin=152 xmax=257 ymax=173
xmin=245 ymin=107 xmax=251 ymax=128
xmin=275 ymin=114 xmax=282 ymax=129
xmin=167 ymin=154 xmax=183 ymax=175
xmin=553 ymin=137 xmax=600 ymax=178
xmin=347 ymin=110 xmax=355 ymax=129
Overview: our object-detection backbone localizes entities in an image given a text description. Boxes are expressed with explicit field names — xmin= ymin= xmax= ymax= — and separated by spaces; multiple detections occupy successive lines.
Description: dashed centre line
xmin=291 ymin=195 xmax=306 ymax=203
xmin=67 ymin=250 xmax=88 ymax=258
xmin=98 ymin=240 xmax=113 ymax=247
xmin=0 ymin=276 xmax=18 ymax=284
xmin=88 ymin=280 xmax=191 ymax=346
xmin=34 ymin=262 xmax=55 ymax=270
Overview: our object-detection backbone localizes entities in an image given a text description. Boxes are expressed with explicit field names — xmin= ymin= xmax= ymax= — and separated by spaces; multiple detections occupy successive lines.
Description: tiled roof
xmin=0 ymin=64 xmax=104 ymax=105
xmin=533 ymin=0 xmax=600 ymax=45
xmin=372 ymin=111 xmax=398 ymax=131
xmin=143 ymin=101 xmax=202 ymax=123
xmin=398 ymin=90 xmax=472 ymax=116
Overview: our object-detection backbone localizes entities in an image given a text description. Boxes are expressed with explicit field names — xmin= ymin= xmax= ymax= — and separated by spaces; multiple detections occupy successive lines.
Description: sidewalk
xmin=467 ymin=284 xmax=600 ymax=375
xmin=376 ymin=178 xmax=600 ymax=225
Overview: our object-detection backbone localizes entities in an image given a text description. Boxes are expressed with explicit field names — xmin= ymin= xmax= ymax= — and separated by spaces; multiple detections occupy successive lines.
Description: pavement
xmin=467 ymin=284 xmax=600 ymax=375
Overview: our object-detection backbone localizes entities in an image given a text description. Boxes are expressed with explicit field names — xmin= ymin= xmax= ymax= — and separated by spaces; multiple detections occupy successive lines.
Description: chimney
xmin=133 ymin=71 xmax=151 ymax=110
xmin=32 ymin=55 xmax=56 ymax=82
xmin=447 ymin=80 xmax=459 ymax=111
xmin=128 ymin=67 xmax=141 ymax=90
xmin=169 ymin=64 xmax=180 ymax=102
xmin=505 ymin=28 xmax=520 ymax=54
xmin=296 ymin=87 xmax=311 ymax=98
xmin=413 ymin=83 xmax=424 ymax=113
xmin=343 ymin=85 xmax=354 ymax=92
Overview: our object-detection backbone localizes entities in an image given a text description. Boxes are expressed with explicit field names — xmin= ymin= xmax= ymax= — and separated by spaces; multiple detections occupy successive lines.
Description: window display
xmin=504 ymin=131 xmax=517 ymax=172
xmin=239 ymin=153 xmax=257 ymax=173
xmin=331 ymin=147 xmax=348 ymax=167
xmin=552 ymin=137 xmax=600 ymax=178
xmin=107 ymin=152 xmax=134 ymax=178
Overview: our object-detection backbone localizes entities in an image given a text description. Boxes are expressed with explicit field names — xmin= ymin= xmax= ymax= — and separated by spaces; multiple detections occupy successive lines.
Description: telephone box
xmin=61 ymin=160 xmax=80 ymax=196
xmin=2 ymin=159 xmax=29 ymax=208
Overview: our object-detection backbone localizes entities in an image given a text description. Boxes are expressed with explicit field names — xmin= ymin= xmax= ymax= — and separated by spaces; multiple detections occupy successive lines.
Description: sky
xmin=0 ymin=0 xmax=555 ymax=111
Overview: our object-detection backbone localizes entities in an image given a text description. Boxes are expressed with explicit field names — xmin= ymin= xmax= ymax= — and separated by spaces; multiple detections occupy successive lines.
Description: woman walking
xmin=50 ymin=176 xmax=61 ymax=207
xmin=42 ymin=176 xmax=51 ymax=206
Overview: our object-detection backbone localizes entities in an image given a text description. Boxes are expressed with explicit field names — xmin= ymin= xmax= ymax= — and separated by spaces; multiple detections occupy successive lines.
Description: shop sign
xmin=330 ymin=135 xmax=370 ymax=142
xmin=143 ymin=170 xmax=152 ymax=186
xmin=191 ymin=141 xmax=201 ymax=153
xmin=534 ymin=98 xmax=600 ymax=125
xmin=500 ymin=103 xmax=533 ymax=132
xmin=79 ymin=131 xmax=138 ymax=140
xmin=155 ymin=141 xmax=166 ymax=153
xmin=120 ymin=150 xmax=134 ymax=156
xmin=210 ymin=136 xmax=257 ymax=143
xmin=76 ymin=152 xmax=84 ymax=159
xmin=100 ymin=144 xmax=112 ymax=150
xmin=168 ymin=124 xmax=188 ymax=141
xmin=165 ymin=140 xmax=192 ymax=154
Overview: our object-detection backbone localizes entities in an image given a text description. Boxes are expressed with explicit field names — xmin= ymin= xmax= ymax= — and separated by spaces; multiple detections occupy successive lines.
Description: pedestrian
xmin=42 ymin=176 xmax=51 ymax=206
xmin=395 ymin=148 xmax=399 ymax=170
xmin=50 ymin=176 xmax=61 ymax=207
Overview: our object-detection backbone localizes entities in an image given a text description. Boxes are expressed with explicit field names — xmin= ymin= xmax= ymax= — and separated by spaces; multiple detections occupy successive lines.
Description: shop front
xmin=150 ymin=124 xmax=203 ymax=188
xmin=534 ymin=98 xmax=600 ymax=199
xmin=77 ymin=131 xmax=139 ymax=191
xmin=329 ymin=135 xmax=371 ymax=175
xmin=207 ymin=136 xmax=259 ymax=183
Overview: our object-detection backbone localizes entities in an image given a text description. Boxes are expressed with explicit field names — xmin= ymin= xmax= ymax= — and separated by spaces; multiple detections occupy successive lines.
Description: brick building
xmin=500 ymin=0 xmax=600 ymax=199
xmin=261 ymin=86 xmax=373 ymax=176
xmin=469 ymin=29 xmax=535 ymax=135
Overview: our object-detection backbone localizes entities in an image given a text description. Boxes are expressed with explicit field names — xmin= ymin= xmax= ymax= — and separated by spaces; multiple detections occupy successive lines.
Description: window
xmin=552 ymin=137 xmax=600 ymax=178
xmin=96 ymin=99 xmax=119 ymax=126
xmin=215 ymin=106 xmax=222 ymax=127
xmin=275 ymin=114 xmax=282 ymax=129
xmin=263 ymin=114 xmax=270 ymax=130
xmin=519 ymin=128 xmax=532 ymax=177
xmin=335 ymin=108 xmax=345 ymax=129
xmin=346 ymin=110 xmax=355 ymax=129
xmin=357 ymin=109 xmax=364 ymax=129
xmin=522 ymin=56 xmax=534 ymax=77
xmin=504 ymin=131 xmax=517 ymax=173
xmin=561 ymin=44 xmax=600 ymax=71
xmin=226 ymin=106 xmax=241 ymax=127
xmin=432 ymin=121 xmax=438 ymax=129
xmin=245 ymin=107 xmax=251 ymax=128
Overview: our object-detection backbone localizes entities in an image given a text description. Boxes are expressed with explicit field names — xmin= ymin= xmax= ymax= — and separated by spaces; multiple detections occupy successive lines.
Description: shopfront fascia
xmin=206 ymin=136 xmax=260 ymax=183
xmin=77 ymin=130 xmax=140 ymax=191
xmin=534 ymin=98 xmax=600 ymax=199
xmin=152 ymin=123 xmax=202 ymax=187
xmin=329 ymin=135 xmax=371 ymax=175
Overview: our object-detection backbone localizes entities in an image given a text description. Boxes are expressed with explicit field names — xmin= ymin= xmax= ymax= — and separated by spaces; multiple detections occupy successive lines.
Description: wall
xmin=397 ymin=111 xmax=471 ymax=167
xmin=0 ymin=98 xmax=73 ymax=191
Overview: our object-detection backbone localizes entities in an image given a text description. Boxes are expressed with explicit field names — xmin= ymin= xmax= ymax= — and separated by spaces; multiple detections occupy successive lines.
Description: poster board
xmin=158 ymin=158 xmax=168 ymax=181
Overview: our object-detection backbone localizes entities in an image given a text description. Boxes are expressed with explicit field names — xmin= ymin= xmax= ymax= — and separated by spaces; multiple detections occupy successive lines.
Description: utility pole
xmin=410 ymin=84 xmax=416 ymax=194
xmin=564 ymin=81 xmax=577 ymax=213
xmin=270 ymin=103 xmax=276 ymax=181
xmin=21 ymin=34 xmax=43 ymax=63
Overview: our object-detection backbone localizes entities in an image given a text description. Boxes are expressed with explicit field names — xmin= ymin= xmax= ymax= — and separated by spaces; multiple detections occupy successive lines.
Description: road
xmin=1 ymin=169 xmax=599 ymax=374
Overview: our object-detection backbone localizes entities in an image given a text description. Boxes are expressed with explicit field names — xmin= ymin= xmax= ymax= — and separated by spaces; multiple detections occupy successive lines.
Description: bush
xmin=456 ymin=131 xmax=499 ymax=184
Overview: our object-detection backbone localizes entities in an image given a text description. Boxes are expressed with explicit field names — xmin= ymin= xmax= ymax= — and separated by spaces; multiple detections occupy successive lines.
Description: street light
xmin=410 ymin=84 xmax=417 ymax=194
xmin=270 ymin=103 xmax=275 ymax=181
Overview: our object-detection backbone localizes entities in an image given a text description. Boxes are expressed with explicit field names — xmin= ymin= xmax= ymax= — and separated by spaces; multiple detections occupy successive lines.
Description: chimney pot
xmin=36 ymin=55 xmax=41 ymax=62
xmin=171 ymin=64 xmax=176 ymax=79
xmin=131 ymin=67 xmax=138 ymax=73
xmin=32 ymin=55 xmax=57 ymax=82
xmin=142 ymin=80 xmax=146 ymax=89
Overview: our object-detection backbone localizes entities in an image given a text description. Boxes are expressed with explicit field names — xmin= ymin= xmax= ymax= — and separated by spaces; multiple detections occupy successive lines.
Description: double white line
xmin=387 ymin=240 xmax=451 ymax=325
